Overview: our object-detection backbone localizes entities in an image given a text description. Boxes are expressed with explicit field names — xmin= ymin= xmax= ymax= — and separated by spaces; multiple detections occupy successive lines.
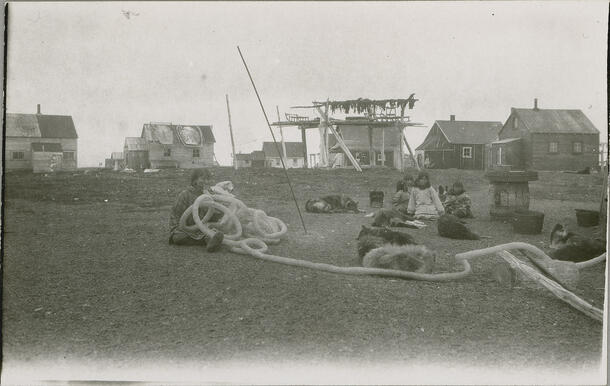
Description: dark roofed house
xmin=235 ymin=150 xmax=266 ymax=168
xmin=491 ymin=99 xmax=600 ymax=170
xmin=4 ymin=104 xmax=78 ymax=172
xmin=416 ymin=115 xmax=502 ymax=170
xmin=262 ymin=142 xmax=305 ymax=168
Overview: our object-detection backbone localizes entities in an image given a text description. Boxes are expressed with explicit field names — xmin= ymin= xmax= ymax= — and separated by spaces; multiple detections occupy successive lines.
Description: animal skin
xmin=305 ymin=194 xmax=362 ymax=213
xmin=437 ymin=214 xmax=480 ymax=240
xmin=549 ymin=224 xmax=606 ymax=262
xmin=362 ymin=244 xmax=436 ymax=274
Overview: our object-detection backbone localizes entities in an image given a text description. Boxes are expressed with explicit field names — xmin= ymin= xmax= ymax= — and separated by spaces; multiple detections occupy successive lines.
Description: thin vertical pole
xmin=301 ymin=126 xmax=308 ymax=168
xmin=226 ymin=94 xmax=237 ymax=170
xmin=237 ymin=46 xmax=307 ymax=233
xmin=276 ymin=106 xmax=288 ymax=166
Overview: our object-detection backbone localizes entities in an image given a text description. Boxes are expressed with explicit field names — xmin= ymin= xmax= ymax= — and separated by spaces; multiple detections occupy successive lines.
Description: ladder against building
xmin=270 ymin=97 xmax=423 ymax=171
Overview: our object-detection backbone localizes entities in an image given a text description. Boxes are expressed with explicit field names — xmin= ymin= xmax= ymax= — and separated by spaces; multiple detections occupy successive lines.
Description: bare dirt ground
xmin=2 ymin=167 xmax=607 ymax=381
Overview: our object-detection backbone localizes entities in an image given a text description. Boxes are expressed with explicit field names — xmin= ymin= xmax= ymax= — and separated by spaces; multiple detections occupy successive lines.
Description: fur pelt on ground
xmin=305 ymin=194 xmax=363 ymax=213
xmin=549 ymin=223 xmax=606 ymax=262
xmin=437 ymin=214 xmax=480 ymax=240
xmin=362 ymin=244 xmax=436 ymax=273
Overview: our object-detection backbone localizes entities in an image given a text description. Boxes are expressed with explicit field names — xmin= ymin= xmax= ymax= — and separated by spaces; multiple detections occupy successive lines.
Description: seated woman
xmin=443 ymin=181 xmax=474 ymax=218
xmin=407 ymin=171 xmax=445 ymax=220
xmin=372 ymin=174 xmax=414 ymax=227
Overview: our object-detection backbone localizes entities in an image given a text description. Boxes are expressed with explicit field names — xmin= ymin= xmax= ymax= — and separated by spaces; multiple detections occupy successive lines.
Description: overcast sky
xmin=6 ymin=1 xmax=608 ymax=167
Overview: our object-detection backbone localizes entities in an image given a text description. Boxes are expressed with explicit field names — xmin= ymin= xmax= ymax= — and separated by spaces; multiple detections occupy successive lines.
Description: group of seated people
xmin=373 ymin=171 xmax=473 ymax=226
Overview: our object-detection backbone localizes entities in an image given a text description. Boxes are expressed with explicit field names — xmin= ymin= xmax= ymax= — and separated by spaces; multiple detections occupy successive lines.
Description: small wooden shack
xmin=262 ymin=142 xmax=305 ymax=168
xmin=123 ymin=137 xmax=149 ymax=170
xmin=31 ymin=142 xmax=63 ymax=173
xmin=416 ymin=116 xmax=502 ymax=170
xmin=105 ymin=152 xmax=125 ymax=170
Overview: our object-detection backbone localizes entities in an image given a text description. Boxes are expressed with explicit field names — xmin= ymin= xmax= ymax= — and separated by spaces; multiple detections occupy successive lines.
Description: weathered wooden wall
xmin=147 ymin=143 xmax=214 ymax=169
xmin=4 ymin=137 xmax=77 ymax=171
xmin=530 ymin=133 xmax=599 ymax=171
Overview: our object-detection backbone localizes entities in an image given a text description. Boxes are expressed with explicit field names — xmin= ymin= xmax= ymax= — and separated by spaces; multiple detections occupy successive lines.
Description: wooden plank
xmin=498 ymin=251 xmax=603 ymax=322
xmin=401 ymin=130 xmax=420 ymax=170
xmin=314 ymin=106 xmax=362 ymax=172
xmin=276 ymin=106 xmax=288 ymax=166
xmin=226 ymin=94 xmax=237 ymax=170
xmin=368 ymin=127 xmax=375 ymax=167
xmin=300 ymin=126 xmax=308 ymax=168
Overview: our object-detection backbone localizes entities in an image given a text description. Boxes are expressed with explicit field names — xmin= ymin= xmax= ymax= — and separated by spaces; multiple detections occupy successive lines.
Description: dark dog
xmin=356 ymin=225 xmax=418 ymax=263
xmin=549 ymin=224 xmax=606 ymax=262
xmin=437 ymin=214 xmax=481 ymax=240
xmin=371 ymin=209 xmax=416 ymax=228
xmin=362 ymin=244 xmax=437 ymax=274
xmin=305 ymin=194 xmax=363 ymax=213
xmin=438 ymin=185 xmax=450 ymax=202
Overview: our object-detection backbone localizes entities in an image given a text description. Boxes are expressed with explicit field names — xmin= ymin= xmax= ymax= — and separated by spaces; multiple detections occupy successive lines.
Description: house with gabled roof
xmin=415 ymin=115 xmax=502 ymax=170
xmin=140 ymin=122 xmax=216 ymax=169
xmin=262 ymin=141 xmax=305 ymax=168
xmin=234 ymin=151 xmax=266 ymax=168
xmin=491 ymin=99 xmax=600 ymax=170
xmin=4 ymin=105 xmax=78 ymax=172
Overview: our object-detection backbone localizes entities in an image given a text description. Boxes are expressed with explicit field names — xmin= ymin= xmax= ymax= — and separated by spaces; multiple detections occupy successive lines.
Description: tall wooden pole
xmin=368 ymin=127 xmax=375 ymax=167
xmin=381 ymin=127 xmax=385 ymax=166
xmin=300 ymin=126 xmax=308 ymax=168
xmin=237 ymin=46 xmax=308 ymax=234
xmin=276 ymin=106 xmax=288 ymax=166
xmin=226 ymin=94 xmax=237 ymax=170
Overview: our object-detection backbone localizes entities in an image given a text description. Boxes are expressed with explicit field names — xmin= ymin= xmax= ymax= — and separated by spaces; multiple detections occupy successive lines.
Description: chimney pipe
xmin=450 ymin=114 xmax=455 ymax=121
xmin=534 ymin=98 xmax=538 ymax=110
xmin=37 ymin=104 xmax=41 ymax=114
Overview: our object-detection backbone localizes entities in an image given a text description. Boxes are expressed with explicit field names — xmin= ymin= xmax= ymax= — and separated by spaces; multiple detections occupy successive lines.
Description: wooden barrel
xmin=485 ymin=170 xmax=538 ymax=218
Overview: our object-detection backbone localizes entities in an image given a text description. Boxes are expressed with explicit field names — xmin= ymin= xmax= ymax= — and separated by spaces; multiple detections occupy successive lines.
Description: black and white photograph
xmin=2 ymin=1 xmax=608 ymax=384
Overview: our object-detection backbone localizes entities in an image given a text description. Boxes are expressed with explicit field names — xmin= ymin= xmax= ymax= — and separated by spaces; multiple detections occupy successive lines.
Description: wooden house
xmin=262 ymin=142 xmax=305 ymax=168
xmin=105 ymin=152 xmax=125 ymax=170
xmin=141 ymin=123 xmax=216 ymax=169
xmin=327 ymin=118 xmax=403 ymax=168
xmin=123 ymin=137 xmax=149 ymax=170
xmin=490 ymin=100 xmax=600 ymax=171
xmin=234 ymin=151 xmax=266 ymax=168
xmin=4 ymin=105 xmax=78 ymax=171
xmin=415 ymin=116 xmax=502 ymax=170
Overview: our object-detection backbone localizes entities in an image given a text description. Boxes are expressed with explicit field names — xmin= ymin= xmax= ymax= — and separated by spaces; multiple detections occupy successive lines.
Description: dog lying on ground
xmin=356 ymin=225 xmax=418 ymax=263
xmin=362 ymin=244 xmax=437 ymax=274
xmin=549 ymin=223 xmax=606 ymax=262
xmin=305 ymin=194 xmax=364 ymax=214
xmin=437 ymin=214 xmax=483 ymax=240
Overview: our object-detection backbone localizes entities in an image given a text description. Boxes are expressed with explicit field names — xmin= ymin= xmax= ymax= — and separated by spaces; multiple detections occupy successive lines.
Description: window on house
xmin=12 ymin=151 xmax=24 ymax=160
xmin=192 ymin=149 xmax=200 ymax=158
xmin=513 ymin=117 xmax=518 ymax=129
xmin=164 ymin=148 xmax=171 ymax=157
xmin=462 ymin=147 xmax=473 ymax=158
xmin=497 ymin=147 xmax=502 ymax=165
xmin=292 ymin=158 xmax=298 ymax=165
xmin=377 ymin=153 xmax=384 ymax=162
xmin=573 ymin=142 xmax=583 ymax=154
xmin=549 ymin=142 xmax=558 ymax=153
xmin=63 ymin=151 xmax=74 ymax=160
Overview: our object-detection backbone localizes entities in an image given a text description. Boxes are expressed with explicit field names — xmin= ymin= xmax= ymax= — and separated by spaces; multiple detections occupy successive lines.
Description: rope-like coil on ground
xmin=179 ymin=194 xmax=607 ymax=281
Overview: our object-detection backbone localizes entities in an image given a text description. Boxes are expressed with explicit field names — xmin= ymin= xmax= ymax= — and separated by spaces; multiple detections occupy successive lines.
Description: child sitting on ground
xmin=372 ymin=174 xmax=414 ymax=226
xmin=443 ymin=181 xmax=474 ymax=218
xmin=407 ymin=171 xmax=445 ymax=220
